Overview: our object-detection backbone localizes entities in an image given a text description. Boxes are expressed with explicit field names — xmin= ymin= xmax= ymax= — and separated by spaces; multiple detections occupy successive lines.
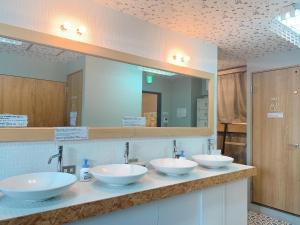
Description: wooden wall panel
xmin=0 ymin=75 xmax=66 ymax=127
xmin=0 ymin=75 xmax=35 ymax=126
xmin=34 ymin=79 xmax=66 ymax=127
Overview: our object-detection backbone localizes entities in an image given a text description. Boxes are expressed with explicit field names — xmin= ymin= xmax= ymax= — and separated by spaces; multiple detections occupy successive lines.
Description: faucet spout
xmin=124 ymin=142 xmax=129 ymax=164
xmin=48 ymin=154 xmax=59 ymax=164
xmin=208 ymin=136 xmax=215 ymax=155
xmin=48 ymin=146 xmax=63 ymax=172
xmin=173 ymin=140 xmax=178 ymax=158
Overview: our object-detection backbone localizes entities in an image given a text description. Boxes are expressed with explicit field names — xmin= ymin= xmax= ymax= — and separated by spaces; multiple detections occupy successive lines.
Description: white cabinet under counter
xmin=0 ymin=164 xmax=255 ymax=225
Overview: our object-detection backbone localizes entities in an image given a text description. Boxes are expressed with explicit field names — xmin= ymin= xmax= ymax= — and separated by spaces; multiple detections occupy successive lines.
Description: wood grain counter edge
xmin=0 ymin=167 xmax=256 ymax=225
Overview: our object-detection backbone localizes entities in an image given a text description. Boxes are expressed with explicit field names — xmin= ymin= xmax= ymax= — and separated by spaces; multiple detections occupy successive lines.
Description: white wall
xmin=0 ymin=0 xmax=218 ymax=131
xmin=0 ymin=51 xmax=69 ymax=82
xmin=83 ymin=56 xmax=142 ymax=126
xmin=0 ymin=0 xmax=218 ymax=197
xmin=0 ymin=137 xmax=208 ymax=180
xmin=0 ymin=0 xmax=217 ymax=74
xmin=247 ymin=48 xmax=300 ymax=224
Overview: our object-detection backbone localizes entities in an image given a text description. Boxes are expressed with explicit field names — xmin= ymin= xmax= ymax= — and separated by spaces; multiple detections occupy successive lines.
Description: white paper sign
xmin=122 ymin=116 xmax=146 ymax=127
xmin=0 ymin=114 xmax=28 ymax=127
xmin=267 ymin=112 xmax=284 ymax=118
xmin=55 ymin=127 xmax=88 ymax=141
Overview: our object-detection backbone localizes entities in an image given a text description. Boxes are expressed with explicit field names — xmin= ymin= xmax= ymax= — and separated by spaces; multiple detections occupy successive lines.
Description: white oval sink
xmin=150 ymin=158 xmax=198 ymax=176
xmin=192 ymin=154 xmax=234 ymax=168
xmin=91 ymin=164 xmax=148 ymax=186
xmin=0 ymin=172 xmax=77 ymax=201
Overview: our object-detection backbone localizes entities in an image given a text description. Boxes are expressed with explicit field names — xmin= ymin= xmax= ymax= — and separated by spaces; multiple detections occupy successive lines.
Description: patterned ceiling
xmin=0 ymin=38 xmax=83 ymax=63
xmin=95 ymin=0 xmax=299 ymax=69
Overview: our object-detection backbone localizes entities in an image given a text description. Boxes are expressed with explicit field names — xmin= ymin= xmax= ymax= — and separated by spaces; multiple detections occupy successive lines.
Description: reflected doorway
xmin=142 ymin=91 xmax=161 ymax=127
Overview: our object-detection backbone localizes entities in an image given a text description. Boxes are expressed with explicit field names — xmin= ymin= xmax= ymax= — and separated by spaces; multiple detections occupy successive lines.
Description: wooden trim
xmin=0 ymin=23 xmax=215 ymax=142
xmin=0 ymin=127 xmax=212 ymax=142
xmin=0 ymin=23 xmax=212 ymax=79
xmin=218 ymin=66 xmax=247 ymax=76
xmin=0 ymin=128 xmax=54 ymax=142
xmin=250 ymin=64 xmax=300 ymax=74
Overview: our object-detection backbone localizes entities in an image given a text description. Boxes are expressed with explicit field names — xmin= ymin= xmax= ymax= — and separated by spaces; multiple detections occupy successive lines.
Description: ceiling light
xmin=0 ymin=37 xmax=22 ymax=45
xmin=270 ymin=3 xmax=300 ymax=48
xmin=137 ymin=66 xmax=176 ymax=76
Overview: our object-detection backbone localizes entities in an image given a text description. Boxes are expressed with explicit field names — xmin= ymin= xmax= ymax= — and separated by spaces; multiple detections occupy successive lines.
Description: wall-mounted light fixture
xmin=172 ymin=54 xmax=190 ymax=63
xmin=60 ymin=21 xmax=72 ymax=32
xmin=60 ymin=21 xmax=86 ymax=36
xmin=76 ymin=26 xmax=87 ymax=35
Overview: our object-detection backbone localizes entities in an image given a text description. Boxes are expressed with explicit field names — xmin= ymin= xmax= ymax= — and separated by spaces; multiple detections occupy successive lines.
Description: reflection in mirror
xmin=0 ymin=36 xmax=209 ymax=128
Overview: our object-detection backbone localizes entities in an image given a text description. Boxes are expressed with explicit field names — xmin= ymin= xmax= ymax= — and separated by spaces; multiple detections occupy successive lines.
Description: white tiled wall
xmin=0 ymin=137 xmax=208 ymax=180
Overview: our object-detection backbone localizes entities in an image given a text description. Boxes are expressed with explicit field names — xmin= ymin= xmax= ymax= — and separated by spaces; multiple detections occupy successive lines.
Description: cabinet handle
xmin=289 ymin=144 xmax=300 ymax=149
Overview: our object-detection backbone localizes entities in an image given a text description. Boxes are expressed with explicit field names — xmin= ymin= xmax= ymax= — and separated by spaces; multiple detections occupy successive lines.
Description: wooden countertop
xmin=0 ymin=164 xmax=256 ymax=225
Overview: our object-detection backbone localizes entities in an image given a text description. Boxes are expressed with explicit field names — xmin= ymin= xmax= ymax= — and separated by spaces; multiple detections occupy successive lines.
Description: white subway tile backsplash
xmin=0 ymin=137 xmax=208 ymax=179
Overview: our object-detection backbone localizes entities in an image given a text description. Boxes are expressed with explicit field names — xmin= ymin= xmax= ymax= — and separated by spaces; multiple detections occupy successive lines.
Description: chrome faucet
xmin=124 ymin=142 xmax=129 ymax=164
xmin=173 ymin=140 xmax=178 ymax=158
xmin=208 ymin=136 xmax=215 ymax=155
xmin=48 ymin=146 xmax=63 ymax=172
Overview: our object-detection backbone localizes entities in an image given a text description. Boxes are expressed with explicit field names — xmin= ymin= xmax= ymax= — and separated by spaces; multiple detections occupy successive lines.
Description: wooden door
xmin=142 ymin=92 xmax=161 ymax=127
xmin=0 ymin=75 xmax=36 ymax=126
xmin=66 ymin=71 xmax=83 ymax=126
xmin=252 ymin=66 xmax=300 ymax=215
xmin=34 ymin=79 xmax=66 ymax=127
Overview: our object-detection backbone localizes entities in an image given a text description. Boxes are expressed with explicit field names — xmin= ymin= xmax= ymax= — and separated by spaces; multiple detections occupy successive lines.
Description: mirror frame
xmin=0 ymin=22 xmax=214 ymax=142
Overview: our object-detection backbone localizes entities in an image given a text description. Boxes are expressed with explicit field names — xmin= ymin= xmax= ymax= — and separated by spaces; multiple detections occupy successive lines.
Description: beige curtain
xmin=218 ymin=72 xmax=246 ymax=123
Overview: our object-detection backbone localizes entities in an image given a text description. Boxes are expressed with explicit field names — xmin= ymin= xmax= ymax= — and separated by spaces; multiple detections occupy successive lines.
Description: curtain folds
xmin=218 ymin=72 xmax=246 ymax=123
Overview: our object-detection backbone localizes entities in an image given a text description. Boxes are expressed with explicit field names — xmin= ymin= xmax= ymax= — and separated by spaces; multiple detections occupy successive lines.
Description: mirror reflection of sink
xmin=0 ymin=172 xmax=77 ymax=201
xmin=192 ymin=154 xmax=234 ymax=169
xmin=91 ymin=164 xmax=148 ymax=186
xmin=150 ymin=158 xmax=198 ymax=176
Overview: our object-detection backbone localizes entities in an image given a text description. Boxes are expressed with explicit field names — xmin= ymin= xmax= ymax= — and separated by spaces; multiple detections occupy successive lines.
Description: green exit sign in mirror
xmin=146 ymin=75 xmax=153 ymax=84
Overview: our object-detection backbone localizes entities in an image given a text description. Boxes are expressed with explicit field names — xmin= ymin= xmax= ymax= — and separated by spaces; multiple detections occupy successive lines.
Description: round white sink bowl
xmin=150 ymin=158 xmax=198 ymax=176
xmin=192 ymin=154 xmax=234 ymax=169
xmin=0 ymin=172 xmax=77 ymax=201
xmin=91 ymin=164 xmax=148 ymax=186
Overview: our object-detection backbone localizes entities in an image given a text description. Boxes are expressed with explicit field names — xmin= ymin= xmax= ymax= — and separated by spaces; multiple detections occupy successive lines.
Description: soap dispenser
xmin=80 ymin=159 xmax=92 ymax=182
xmin=179 ymin=150 xmax=186 ymax=160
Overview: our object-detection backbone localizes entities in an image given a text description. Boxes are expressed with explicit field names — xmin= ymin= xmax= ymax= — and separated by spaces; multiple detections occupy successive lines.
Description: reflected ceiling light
xmin=77 ymin=26 xmax=87 ymax=35
xmin=137 ymin=66 xmax=176 ymax=76
xmin=0 ymin=37 xmax=22 ymax=45
xmin=270 ymin=3 xmax=300 ymax=48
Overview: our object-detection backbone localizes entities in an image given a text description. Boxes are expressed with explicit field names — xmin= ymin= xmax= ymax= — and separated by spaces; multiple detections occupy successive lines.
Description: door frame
xmin=142 ymin=91 xmax=162 ymax=127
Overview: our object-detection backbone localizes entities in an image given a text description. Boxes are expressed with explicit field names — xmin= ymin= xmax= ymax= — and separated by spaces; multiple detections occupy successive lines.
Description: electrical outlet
xmin=62 ymin=165 xmax=76 ymax=174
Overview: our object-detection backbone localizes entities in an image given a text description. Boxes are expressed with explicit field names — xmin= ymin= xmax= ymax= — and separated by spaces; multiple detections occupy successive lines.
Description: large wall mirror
xmin=0 ymin=36 xmax=209 ymax=129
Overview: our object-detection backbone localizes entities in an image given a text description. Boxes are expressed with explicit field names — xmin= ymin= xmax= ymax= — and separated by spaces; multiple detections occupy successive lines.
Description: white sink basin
xmin=0 ymin=172 xmax=77 ymax=201
xmin=150 ymin=158 xmax=198 ymax=176
xmin=192 ymin=154 xmax=234 ymax=168
xmin=91 ymin=164 xmax=148 ymax=186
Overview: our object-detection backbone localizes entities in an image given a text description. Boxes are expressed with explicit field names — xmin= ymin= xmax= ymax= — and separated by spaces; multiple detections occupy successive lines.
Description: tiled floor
xmin=248 ymin=211 xmax=292 ymax=225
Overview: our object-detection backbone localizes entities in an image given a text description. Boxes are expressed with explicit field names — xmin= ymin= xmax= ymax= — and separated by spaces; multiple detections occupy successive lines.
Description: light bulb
xmin=61 ymin=21 xmax=72 ymax=31
xmin=77 ymin=26 xmax=87 ymax=35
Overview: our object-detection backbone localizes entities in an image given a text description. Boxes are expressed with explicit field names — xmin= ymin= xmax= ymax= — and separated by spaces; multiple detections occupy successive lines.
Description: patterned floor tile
xmin=248 ymin=211 xmax=292 ymax=225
